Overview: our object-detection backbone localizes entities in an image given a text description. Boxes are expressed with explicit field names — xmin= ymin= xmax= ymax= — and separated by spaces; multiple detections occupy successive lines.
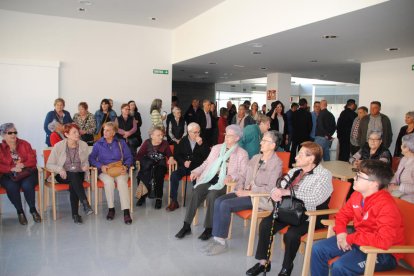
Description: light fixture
xmin=78 ymin=7 xmax=86 ymax=12
xmin=251 ymin=51 xmax=262 ymax=55
xmin=260 ymin=67 xmax=267 ymax=70
xmin=209 ymin=62 xmax=217 ymax=65
xmin=234 ymin=65 xmax=245 ymax=68
xmin=322 ymin=35 xmax=337 ymax=39
xmin=79 ymin=0 xmax=92 ymax=5
xmin=249 ymin=42 xmax=263 ymax=48
xmin=386 ymin=47 xmax=399 ymax=52
xmin=150 ymin=17 xmax=157 ymax=21
xmin=309 ymin=60 xmax=318 ymax=63
xmin=204 ymin=71 xmax=209 ymax=74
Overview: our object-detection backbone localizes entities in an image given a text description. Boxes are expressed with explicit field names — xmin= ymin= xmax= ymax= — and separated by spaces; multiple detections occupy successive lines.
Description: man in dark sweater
xmin=315 ymin=100 xmax=337 ymax=161
xmin=337 ymin=99 xmax=357 ymax=161
xmin=289 ymin=98 xmax=312 ymax=167
xmin=166 ymin=122 xmax=210 ymax=211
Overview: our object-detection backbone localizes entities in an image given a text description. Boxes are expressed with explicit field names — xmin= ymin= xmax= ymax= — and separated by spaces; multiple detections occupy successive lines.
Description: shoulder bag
xmin=106 ymin=141 xmax=125 ymax=178
xmin=94 ymin=113 xmax=109 ymax=142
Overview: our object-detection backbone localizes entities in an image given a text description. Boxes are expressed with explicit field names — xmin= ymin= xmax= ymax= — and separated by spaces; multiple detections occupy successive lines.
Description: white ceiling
xmin=1 ymin=0 xmax=413 ymax=84
xmin=0 ymin=0 xmax=225 ymax=29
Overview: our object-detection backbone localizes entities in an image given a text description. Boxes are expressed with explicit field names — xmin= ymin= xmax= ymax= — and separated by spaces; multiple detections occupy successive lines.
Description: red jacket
xmin=335 ymin=190 xmax=405 ymax=260
xmin=0 ymin=138 xmax=37 ymax=173
xmin=217 ymin=117 xmax=228 ymax=144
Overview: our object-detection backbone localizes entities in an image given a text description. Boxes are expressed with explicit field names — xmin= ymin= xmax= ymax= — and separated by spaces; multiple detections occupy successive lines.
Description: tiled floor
xmin=0 ymin=186 xmax=305 ymax=276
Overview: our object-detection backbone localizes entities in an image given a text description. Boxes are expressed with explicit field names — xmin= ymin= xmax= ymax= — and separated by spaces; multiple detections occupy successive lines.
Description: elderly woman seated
xmin=203 ymin=130 xmax=283 ymax=255
xmin=349 ymin=130 xmax=392 ymax=169
xmin=246 ymin=142 xmax=333 ymax=276
xmin=89 ymin=122 xmax=134 ymax=224
xmin=0 ymin=123 xmax=41 ymax=225
xmin=175 ymin=124 xmax=249 ymax=241
xmin=389 ymin=133 xmax=414 ymax=203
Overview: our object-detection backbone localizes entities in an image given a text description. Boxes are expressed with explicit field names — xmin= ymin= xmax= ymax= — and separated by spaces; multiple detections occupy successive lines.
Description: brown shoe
xmin=166 ymin=200 xmax=179 ymax=211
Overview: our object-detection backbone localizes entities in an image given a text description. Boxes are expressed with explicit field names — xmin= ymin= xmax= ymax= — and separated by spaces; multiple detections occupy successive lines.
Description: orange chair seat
xmin=0 ymin=187 xmax=6 ymax=194
xmin=279 ymin=226 xmax=289 ymax=234
xmin=96 ymin=179 xmax=132 ymax=189
xmin=236 ymin=209 xmax=253 ymax=219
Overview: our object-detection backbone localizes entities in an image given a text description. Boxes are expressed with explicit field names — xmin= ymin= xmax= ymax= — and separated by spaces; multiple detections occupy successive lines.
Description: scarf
xmin=194 ymin=143 xmax=237 ymax=191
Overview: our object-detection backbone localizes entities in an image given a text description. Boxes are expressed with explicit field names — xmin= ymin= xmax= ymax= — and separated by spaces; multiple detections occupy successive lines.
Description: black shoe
xmin=31 ymin=210 xmax=42 ymax=223
xmin=246 ymin=263 xmax=271 ymax=276
xmin=154 ymin=199 xmax=162 ymax=209
xmin=18 ymin=213 xmax=28 ymax=225
xmin=175 ymin=223 xmax=191 ymax=239
xmin=72 ymin=214 xmax=83 ymax=225
xmin=82 ymin=200 xmax=94 ymax=216
xmin=198 ymin=228 xmax=212 ymax=241
xmin=136 ymin=196 xmax=146 ymax=206
xmin=124 ymin=214 xmax=132 ymax=225
xmin=106 ymin=209 xmax=115 ymax=220
xmin=278 ymin=264 xmax=293 ymax=276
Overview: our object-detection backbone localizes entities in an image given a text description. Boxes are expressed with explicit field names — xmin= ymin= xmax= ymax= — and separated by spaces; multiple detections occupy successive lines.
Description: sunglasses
xmin=7 ymin=131 xmax=18 ymax=135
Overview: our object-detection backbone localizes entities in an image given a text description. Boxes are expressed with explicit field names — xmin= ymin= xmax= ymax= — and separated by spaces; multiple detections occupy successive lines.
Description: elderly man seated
xmin=175 ymin=125 xmax=248 ymax=240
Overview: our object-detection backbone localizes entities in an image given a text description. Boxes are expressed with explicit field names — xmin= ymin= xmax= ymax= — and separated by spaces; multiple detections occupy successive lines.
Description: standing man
xmin=337 ymin=99 xmax=357 ymax=161
xmin=358 ymin=101 xmax=393 ymax=149
xmin=285 ymin=102 xmax=299 ymax=152
xmin=231 ymin=104 xmax=255 ymax=129
xmin=198 ymin=99 xmax=216 ymax=147
xmin=310 ymin=101 xmax=321 ymax=141
xmin=315 ymin=100 xmax=337 ymax=161
xmin=289 ymin=98 xmax=312 ymax=167
xmin=184 ymin=99 xmax=201 ymax=125
xmin=350 ymin=106 xmax=368 ymax=155
xmin=227 ymin=101 xmax=236 ymax=125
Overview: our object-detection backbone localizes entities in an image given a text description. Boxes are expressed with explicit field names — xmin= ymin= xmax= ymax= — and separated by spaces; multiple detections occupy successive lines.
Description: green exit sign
xmin=153 ymin=69 xmax=169 ymax=75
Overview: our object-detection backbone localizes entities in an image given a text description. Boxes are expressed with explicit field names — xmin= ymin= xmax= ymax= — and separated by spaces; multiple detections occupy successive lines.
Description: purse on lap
xmin=106 ymin=142 xmax=125 ymax=178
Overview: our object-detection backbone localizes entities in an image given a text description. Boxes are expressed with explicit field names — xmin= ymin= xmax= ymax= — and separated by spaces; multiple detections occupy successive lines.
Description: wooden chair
xmin=392 ymin=156 xmax=401 ymax=173
xmin=43 ymin=148 xmax=91 ymax=220
xmin=167 ymin=163 xmax=187 ymax=205
xmin=320 ymin=198 xmax=414 ymax=275
xmin=92 ymin=166 xmax=134 ymax=215
xmin=276 ymin=152 xmax=291 ymax=174
xmin=0 ymin=149 xmax=43 ymax=218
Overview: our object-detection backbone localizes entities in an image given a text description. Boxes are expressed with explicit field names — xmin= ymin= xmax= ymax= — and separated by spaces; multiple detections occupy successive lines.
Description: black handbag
xmin=274 ymin=170 xmax=307 ymax=226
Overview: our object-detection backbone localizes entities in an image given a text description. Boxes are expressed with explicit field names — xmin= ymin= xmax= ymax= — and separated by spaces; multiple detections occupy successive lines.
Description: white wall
xmin=360 ymin=56 xmax=414 ymax=154
xmin=0 ymin=9 xmax=172 ymax=151
xmin=172 ymin=0 xmax=386 ymax=63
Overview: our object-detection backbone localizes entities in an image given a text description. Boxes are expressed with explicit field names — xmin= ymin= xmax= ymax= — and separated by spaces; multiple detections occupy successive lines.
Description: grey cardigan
xmin=358 ymin=113 xmax=393 ymax=148
xmin=47 ymin=139 xmax=90 ymax=173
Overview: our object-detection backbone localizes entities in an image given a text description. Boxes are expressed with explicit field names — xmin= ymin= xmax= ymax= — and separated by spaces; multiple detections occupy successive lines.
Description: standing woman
xmin=168 ymin=106 xmax=187 ymax=145
xmin=136 ymin=126 xmax=175 ymax=209
xmin=44 ymin=98 xmax=73 ymax=146
xmin=0 ymin=123 xmax=41 ymax=225
xmin=270 ymin=101 xmax=288 ymax=150
xmin=46 ymin=123 xmax=93 ymax=224
xmin=250 ymin=102 xmax=260 ymax=121
xmin=94 ymin=99 xmax=117 ymax=141
xmin=115 ymin=103 xmax=139 ymax=156
xmin=150 ymin=98 xmax=166 ymax=128
xmin=128 ymin=100 xmax=143 ymax=148
xmin=394 ymin=111 xmax=414 ymax=157
xmin=89 ymin=122 xmax=134 ymax=224
xmin=217 ymin=107 xmax=228 ymax=144
xmin=73 ymin=102 xmax=96 ymax=146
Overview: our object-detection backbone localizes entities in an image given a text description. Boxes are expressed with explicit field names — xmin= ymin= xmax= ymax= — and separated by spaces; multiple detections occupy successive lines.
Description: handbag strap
xmin=98 ymin=112 xmax=109 ymax=134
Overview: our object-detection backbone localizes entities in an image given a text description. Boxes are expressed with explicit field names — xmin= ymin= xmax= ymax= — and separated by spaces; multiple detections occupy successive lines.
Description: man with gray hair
xmin=315 ymin=100 xmax=336 ymax=161
xmin=166 ymin=123 xmax=210 ymax=211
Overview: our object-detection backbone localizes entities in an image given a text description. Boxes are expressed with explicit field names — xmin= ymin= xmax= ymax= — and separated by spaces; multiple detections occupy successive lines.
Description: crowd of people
xmin=1 ymin=95 xmax=413 ymax=276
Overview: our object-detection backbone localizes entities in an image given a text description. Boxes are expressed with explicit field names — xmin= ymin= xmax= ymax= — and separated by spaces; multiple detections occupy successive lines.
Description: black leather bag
xmin=277 ymin=187 xmax=307 ymax=226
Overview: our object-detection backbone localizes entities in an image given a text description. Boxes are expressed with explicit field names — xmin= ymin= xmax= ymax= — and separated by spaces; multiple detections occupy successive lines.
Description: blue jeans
xmin=315 ymin=136 xmax=332 ymax=161
xmin=169 ymin=167 xmax=191 ymax=201
xmin=311 ymin=236 xmax=397 ymax=276
xmin=212 ymin=193 xmax=252 ymax=238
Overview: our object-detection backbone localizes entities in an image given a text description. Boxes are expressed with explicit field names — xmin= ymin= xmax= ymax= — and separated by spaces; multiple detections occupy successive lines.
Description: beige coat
xmin=46 ymin=139 xmax=90 ymax=173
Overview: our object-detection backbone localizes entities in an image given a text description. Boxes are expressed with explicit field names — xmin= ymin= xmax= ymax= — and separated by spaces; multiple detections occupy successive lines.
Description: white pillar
xmin=266 ymin=73 xmax=291 ymax=112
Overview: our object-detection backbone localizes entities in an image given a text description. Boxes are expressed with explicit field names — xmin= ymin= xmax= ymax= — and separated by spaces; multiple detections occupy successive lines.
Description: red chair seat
xmin=0 ymin=187 xmax=6 ymax=194
xmin=236 ymin=209 xmax=253 ymax=219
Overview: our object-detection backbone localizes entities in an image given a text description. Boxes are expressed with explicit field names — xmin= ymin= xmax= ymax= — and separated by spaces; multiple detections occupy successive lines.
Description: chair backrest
xmin=169 ymin=144 xmax=174 ymax=155
xmin=392 ymin=156 xmax=401 ymax=173
xmin=276 ymin=152 xmax=290 ymax=174
xmin=395 ymin=198 xmax=414 ymax=267
xmin=43 ymin=148 xmax=52 ymax=165
xmin=328 ymin=178 xmax=351 ymax=219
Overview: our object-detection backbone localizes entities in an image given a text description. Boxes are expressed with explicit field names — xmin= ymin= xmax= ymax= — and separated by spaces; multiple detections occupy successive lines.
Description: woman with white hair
xmin=0 ymin=123 xmax=41 ymax=225
xmin=394 ymin=111 xmax=414 ymax=157
xmin=175 ymin=124 xmax=249 ymax=241
xmin=389 ymin=133 xmax=414 ymax=203
xmin=166 ymin=106 xmax=187 ymax=145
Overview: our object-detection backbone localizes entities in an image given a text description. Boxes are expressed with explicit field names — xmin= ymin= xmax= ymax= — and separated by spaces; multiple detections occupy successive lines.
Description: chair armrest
xmin=360 ymin=245 xmax=414 ymax=254
xmin=250 ymin=193 xmax=271 ymax=198
xmin=321 ymin=219 xmax=335 ymax=226
xmin=136 ymin=161 xmax=140 ymax=171
xmin=306 ymin=209 xmax=339 ymax=217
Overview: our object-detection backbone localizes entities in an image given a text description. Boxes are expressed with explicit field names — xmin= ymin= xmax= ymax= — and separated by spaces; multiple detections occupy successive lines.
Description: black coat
xmin=292 ymin=108 xmax=313 ymax=142
xmin=173 ymin=135 xmax=210 ymax=171
xmin=337 ymin=108 xmax=357 ymax=140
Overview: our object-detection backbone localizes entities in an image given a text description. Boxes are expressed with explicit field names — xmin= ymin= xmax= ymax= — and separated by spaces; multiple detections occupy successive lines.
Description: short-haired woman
xmin=246 ymin=142 xmax=333 ymax=276
xmin=136 ymin=126 xmax=175 ymax=209
xmin=73 ymin=102 xmax=96 ymax=146
xmin=150 ymin=98 xmax=166 ymax=128
xmin=94 ymin=99 xmax=117 ymax=139
xmin=47 ymin=123 xmax=93 ymax=224
xmin=167 ymin=106 xmax=187 ymax=145
xmin=389 ymin=133 xmax=414 ymax=203
xmin=44 ymin=98 xmax=73 ymax=146
xmin=89 ymin=122 xmax=134 ymax=224
xmin=394 ymin=111 xmax=414 ymax=157
xmin=115 ymin=103 xmax=139 ymax=156
xmin=128 ymin=100 xmax=143 ymax=147
xmin=0 ymin=123 xmax=41 ymax=225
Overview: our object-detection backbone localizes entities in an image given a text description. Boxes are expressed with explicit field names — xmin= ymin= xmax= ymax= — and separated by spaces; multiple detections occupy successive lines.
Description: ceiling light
xmin=150 ymin=17 xmax=157 ymax=21
xmin=386 ymin=47 xmax=399 ymax=51
xmin=251 ymin=51 xmax=261 ymax=55
xmin=234 ymin=65 xmax=245 ymax=68
xmin=79 ymin=0 xmax=92 ymax=5
xmin=260 ymin=67 xmax=267 ymax=70
xmin=309 ymin=60 xmax=318 ymax=63
xmin=209 ymin=62 xmax=217 ymax=65
xmin=78 ymin=7 xmax=86 ymax=12
xmin=322 ymin=35 xmax=337 ymax=39
xmin=249 ymin=43 xmax=263 ymax=48
xmin=204 ymin=71 xmax=209 ymax=74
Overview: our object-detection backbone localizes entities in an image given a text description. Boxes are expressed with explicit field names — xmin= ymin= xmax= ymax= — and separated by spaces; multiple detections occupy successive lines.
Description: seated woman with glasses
xmin=0 ymin=123 xmax=41 ymax=225
xmin=246 ymin=142 xmax=333 ymax=276
xmin=350 ymin=130 xmax=392 ymax=169
xmin=202 ymin=130 xmax=283 ymax=256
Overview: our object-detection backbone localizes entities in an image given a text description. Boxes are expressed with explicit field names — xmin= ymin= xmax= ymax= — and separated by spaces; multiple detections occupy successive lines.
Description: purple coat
xmin=89 ymin=137 xmax=133 ymax=171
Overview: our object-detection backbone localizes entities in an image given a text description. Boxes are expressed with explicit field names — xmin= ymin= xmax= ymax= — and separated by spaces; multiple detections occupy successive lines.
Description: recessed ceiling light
xmin=322 ymin=35 xmax=337 ymax=39
xmin=150 ymin=17 xmax=157 ymax=21
xmin=204 ymin=71 xmax=209 ymax=74
xmin=180 ymin=69 xmax=185 ymax=72
xmin=251 ymin=51 xmax=262 ymax=55
xmin=234 ymin=65 xmax=245 ymax=68
xmin=386 ymin=47 xmax=399 ymax=51
xmin=208 ymin=62 xmax=217 ymax=65
xmin=260 ymin=67 xmax=267 ymax=70
xmin=249 ymin=43 xmax=263 ymax=48
xmin=78 ymin=7 xmax=86 ymax=12
xmin=309 ymin=60 xmax=318 ymax=63
xmin=79 ymin=0 xmax=92 ymax=5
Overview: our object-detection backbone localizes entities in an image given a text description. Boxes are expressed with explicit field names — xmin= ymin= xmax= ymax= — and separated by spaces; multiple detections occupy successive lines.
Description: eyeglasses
xmin=355 ymin=173 xmax=372 ymax=181
xmin=368 ymin=138 xmax=381 ymax=142
xmin=190 ymin=131 xmax=200 ymax=134
xmin=7 ymin=131 xmax=18 ymax=135
xmin=261 ymin=139 xmax=274 ymax=143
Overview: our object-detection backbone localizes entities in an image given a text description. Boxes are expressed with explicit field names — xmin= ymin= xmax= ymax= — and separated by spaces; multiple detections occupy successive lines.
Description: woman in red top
xmin=0 ymin=123 xmax=41 ymax=225
xmin=217 ymin=107 xmax=228 ymax=144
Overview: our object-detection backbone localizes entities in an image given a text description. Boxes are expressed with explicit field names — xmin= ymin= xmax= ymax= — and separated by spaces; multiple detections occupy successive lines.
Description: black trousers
xmin=56 ymin=172 xmax=87 ymax=215
xmin=289 ymin=141 xmax=303 ymax=168
xmin=338 ymin=138 xmax=351 ymax=162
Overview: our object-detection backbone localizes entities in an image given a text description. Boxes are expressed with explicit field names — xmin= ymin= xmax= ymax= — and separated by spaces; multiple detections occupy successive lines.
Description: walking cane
xmin=183 ymin=154 xmax=190 ymax=207
xmin=263 ymin=201 xmax=279 ymax=276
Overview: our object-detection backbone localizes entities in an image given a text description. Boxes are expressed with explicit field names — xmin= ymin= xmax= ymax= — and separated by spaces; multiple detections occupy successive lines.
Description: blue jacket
xmin=43 ymin=110 xmax=72 ymax=146
xmin=239 ymin=124 xmax=262 ymax=159
xmin=89 ymin=137 xmax=133 ymax=172
xmin=94 ymin=110 xmax=117 ymax=135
